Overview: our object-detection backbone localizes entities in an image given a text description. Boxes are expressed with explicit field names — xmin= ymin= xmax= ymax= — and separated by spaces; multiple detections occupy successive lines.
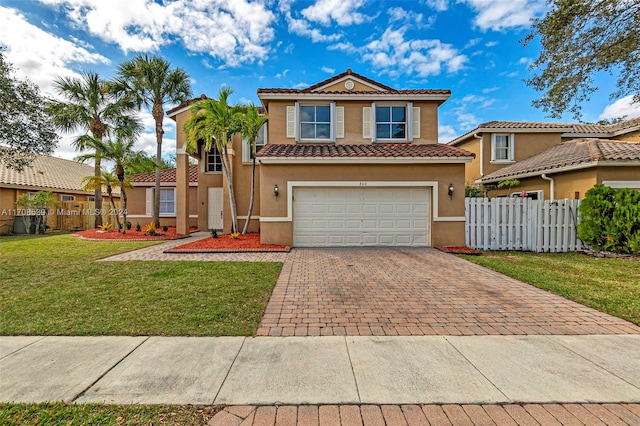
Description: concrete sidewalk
xmin=1 ymin=335 xmax=639 ymax=405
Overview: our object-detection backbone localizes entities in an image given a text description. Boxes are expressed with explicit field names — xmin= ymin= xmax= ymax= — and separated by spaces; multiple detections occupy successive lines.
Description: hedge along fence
xmin=578 ymin=185 xmax=640 ymax=255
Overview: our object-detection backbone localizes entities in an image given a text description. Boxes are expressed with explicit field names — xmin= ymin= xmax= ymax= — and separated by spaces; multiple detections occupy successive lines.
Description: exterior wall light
xmin=274 ymin=184 xmax=279 ymax=198
xmin=448 ymin=183 xmax=454 ymax=199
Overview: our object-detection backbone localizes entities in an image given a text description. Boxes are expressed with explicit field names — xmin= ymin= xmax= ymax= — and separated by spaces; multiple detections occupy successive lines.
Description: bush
xmin=578 ymin=185 xmax=640 ymax=254
xmin=126 ymin=221 xmax=132 ymax=230
xmin=210 ymin=228 xmax=218 ymax=239
xmin=465 ymin=184 xmax=486 ymax=197
xmin=135 ymin=223 xmax=141 ymax=232
xmin=162 ymin=225 xmax=168 ymax=232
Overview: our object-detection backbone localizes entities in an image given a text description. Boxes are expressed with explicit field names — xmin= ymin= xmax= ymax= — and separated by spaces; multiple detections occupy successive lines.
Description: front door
xmin=207 ymin=187 xmax=223 ymax=230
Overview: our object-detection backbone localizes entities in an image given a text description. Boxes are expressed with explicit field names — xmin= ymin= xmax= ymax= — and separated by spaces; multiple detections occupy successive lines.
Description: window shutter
xmin=145 ymin=188 xmax=153 ymax=216
xmin=509 ymin=133 xmax=515 ymax=160
xmin=362 ymin=107 xmax=371 ymax=139
xmin=286 ymin=105 xmax=295 ymax=138
xmin=336 ymin=106 xmax=345 ymax=139
xmin=330 ymin=102 xmax=336 ymax=142
xmin=412 ymin=107 xmax=421 ymax=139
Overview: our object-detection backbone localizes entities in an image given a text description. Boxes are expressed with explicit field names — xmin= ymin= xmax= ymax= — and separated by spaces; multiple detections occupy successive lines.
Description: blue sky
xmin=1 ymin=0 xmax=639 ymax=161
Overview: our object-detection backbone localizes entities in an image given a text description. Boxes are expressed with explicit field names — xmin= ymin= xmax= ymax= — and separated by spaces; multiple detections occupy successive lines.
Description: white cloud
xmin=301 ymin=0 xmax=371 ymax=26
xmin=464 ymin=38 xmax=482 ymax=49
xmin=599 ymin=95 xmax=640 ymax=120
xmin=275 ymin=69 xmax=290 ymax=78
xmin=40 ymin=0 xmax=276 ymax=66
xmin=518 ymin=57 xmax=533 ymax=66
xmin=462 ymin=0 xmax=546 ymax=31
xmin=482 ymin=86 xmax=500 ymax=94
xmin=485 ymin=41 xmax=499 ymax=47
xmin=321 ymin=66 xmax=335 ymax=74
xmin=438 ymin=124 xmax=458 ymax=143
xmin=0 ymin=6 xmax=109 ymax=94
xmin=457 ymin=112 xmax=481 ymax=129
xmin=387 ymin=6 xmax=433 ymax=28
xmin=425 ymin=0 xmax=448 ymax=12
xmin=333 ymin=27 xmax=467 ymax=78
xmin=279 ymin=0 xmax=342 ymax=42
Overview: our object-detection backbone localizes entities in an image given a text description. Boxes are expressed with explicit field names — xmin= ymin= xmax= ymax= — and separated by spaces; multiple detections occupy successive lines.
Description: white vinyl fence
xmin=465 ymin=197 xmax=583 ymax=252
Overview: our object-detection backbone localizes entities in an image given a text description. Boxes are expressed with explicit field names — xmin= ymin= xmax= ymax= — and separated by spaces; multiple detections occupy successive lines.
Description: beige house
xmin=0 ymin=151 xmax=118 ymax=234
xmin=167 ymin=69 xmax=474 ymax=247
xmin=448 ymin=117 xmax=640 ymax=199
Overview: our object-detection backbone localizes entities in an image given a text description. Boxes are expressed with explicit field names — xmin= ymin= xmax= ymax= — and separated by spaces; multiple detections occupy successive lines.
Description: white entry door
xmin=293 ymin=187 xmax=431 ymax=247
xmin=207 ymin=187 xmax=223 ymax=230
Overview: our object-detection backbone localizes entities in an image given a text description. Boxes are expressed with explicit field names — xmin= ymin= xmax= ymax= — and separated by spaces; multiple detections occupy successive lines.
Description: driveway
xmin=257 ymin=248 xmax=640 ymax=336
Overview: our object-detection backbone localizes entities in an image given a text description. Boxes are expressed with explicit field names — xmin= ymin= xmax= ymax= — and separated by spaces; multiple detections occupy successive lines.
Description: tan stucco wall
xmin=613 ymin=130 xmax=640 ymax=142
xmin=455 ymin=137 xmax=482 ymax=183
xmin=596 ymin=166 xmax=640 ymax=185
xmin=127 ymin=185 xmax=198 ymax=230
xmin=259 ymin=163 xmax=466 ymax=247
xmin=265 ymin=100 xmax=440 ymax=145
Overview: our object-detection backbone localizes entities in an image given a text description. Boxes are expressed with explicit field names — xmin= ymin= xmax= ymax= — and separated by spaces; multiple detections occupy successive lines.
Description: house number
xmin=359 ymin=182 xmax=368 ymax=186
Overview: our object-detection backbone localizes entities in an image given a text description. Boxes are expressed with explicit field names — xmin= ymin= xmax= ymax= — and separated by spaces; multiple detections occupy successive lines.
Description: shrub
xmin=135 ymin=223 xmax=141 ymax=232
xmin=578 ymin=184 xmax=640 ymax=254
xmin=465 ymin=184 xmax=486 ymax=197
xmin=126 ymin=221 xmax=132 ymax=230
xmin=99 ymin=223 xmax=112 ymax=232
xmin=143 ymin=222 xmax=156 ymax=235
xmin=230 ymin=232 xmax=240 ymax=239
xmin=162 ymin=225 xmax=168 ymax=232
xmin=210 ymin=228 xmax=218 ymax=239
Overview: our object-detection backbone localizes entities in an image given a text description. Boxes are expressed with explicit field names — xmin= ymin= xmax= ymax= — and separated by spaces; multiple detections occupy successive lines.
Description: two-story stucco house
xmin=131 ymin=69 xmax=474 ymax=247
xmin=448 ymin=118 xmax=640 ymax=200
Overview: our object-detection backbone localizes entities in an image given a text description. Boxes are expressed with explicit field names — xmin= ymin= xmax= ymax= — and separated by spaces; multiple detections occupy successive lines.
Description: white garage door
xmin=293 ymin=187 xmax=431 ymax=247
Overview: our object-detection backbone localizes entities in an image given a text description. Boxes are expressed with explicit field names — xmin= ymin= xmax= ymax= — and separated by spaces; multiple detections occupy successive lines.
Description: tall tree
xmin=239 ymin=105 xmax=268 ymax=235
xmin=114 ymin=54 xmax=192 ymax=228
xmin=49 ymin=72 xmax=141 ymax=227
xmin=524 ymin=0 xmax=640 ymax=119
xmin=0 ymin=48 xmax=58 ymax=170
xmin=77 ymin=138 xmax=154 ymax=234
xmin=184 ymin=87 xmax=242 ymax=234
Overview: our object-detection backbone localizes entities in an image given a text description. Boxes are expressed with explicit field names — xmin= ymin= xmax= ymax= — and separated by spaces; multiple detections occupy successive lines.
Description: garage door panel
xmin=293 ymin=187 xmax=431 ymax=247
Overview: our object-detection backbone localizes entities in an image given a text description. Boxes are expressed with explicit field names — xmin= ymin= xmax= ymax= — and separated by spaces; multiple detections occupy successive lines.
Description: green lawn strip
xmin=461 ymin=252 xmax=640 ymax=325
xmin=0 ymin=402 xmax=220 ymax=425
xmin=0 ymin=234 xmax=282 ymax=336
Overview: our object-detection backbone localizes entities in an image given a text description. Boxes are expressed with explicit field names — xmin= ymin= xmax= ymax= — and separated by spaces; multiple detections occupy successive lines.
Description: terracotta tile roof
xmin=0 ymin=148 xmax=115 ymax=195
xmin=478 ymin=121 xmax=575 ymax=129
xmin=257 ymin=143 xmax=474 ymax=158
xmin=479 ymin=138 xmax=640 ymax=182
xmin=130 ymin=164 xmax=198 ymax=183
xmin=257 ymin=68 xmax=450 ymax=96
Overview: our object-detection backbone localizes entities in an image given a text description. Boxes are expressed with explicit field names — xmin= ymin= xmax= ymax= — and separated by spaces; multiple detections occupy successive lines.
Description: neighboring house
xmin=448 ymin=117 xmax=640 ymax=199
xmin=127 ymin=164 xmax=199 ymax=228
xmin=0 ymin=149 xmax=118 ymax=234
xmin=167 ymin=69 xmax=474 ymax=247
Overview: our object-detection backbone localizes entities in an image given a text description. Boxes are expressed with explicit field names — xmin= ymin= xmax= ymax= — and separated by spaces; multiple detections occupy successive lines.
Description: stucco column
xmin=175 ymin=148 xmax=190 ymax=235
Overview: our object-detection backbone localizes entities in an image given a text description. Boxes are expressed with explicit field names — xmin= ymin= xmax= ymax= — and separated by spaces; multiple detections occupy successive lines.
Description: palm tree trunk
xmin=242 ymin=157 xmax=257 ymax=235
xmin=221 ymin=145 xmax=238 ymax=233
xmin=94 ymin=153 xmax=103 ymax=228
xmin=108 ymin=188 xmax=122 ymax=230
xmin=153 ymin=102 xmax=164 ymax=228
xmin=120 ymin=179 xmax=128 ymax=235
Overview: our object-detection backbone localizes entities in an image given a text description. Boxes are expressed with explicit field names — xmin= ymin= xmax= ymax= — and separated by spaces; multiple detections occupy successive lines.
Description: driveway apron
xmin=257 ymin=248 xmax=640 ymax=336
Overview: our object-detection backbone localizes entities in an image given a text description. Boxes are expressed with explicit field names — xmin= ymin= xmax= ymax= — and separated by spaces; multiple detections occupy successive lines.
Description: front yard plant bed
xmin=0 ymin=234 xmax=282 ymax=336
xmin=435 ymin=245 xmax=480 ymax=255
xmin=461 ymin=251 xmax=640 ymax=325
xmin=166 ymin=232 xmax=290 ymax=253
xmin=76 ymin=226 xmax=195 ymax=241
xmin=0 ymin=402 xmax=220 ymax=425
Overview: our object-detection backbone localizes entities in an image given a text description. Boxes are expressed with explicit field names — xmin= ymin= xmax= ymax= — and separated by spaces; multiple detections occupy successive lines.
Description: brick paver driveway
xmin=257 ymin=248 xmax=640 ymax=336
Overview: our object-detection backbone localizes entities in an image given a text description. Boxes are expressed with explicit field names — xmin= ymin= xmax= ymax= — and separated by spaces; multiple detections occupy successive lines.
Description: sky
xmin=1 ymin=0 xmax=639 ymax=162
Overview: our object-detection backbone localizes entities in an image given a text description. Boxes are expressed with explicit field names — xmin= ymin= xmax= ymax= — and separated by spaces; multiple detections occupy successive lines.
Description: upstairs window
xmin=205 ymin=144 xmax=223 ymax=172
xmin=376 ymin=106 xmax=406 ymax=140
xmin=300 ymin=105 xmax=331 ymax=140
xmin=242 ymin=123 xmax=268 ymax=163
xmin=491 ymin=133 xmax=515 ymax=162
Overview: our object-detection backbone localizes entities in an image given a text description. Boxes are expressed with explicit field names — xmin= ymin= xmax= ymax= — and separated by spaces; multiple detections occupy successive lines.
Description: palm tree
xmin=184 ymin=87 xmax=243 ymax=233
xmin=49 ymin=72 xmax=141 ymax=227
xmin=114 ymin=54 xmax=192 ymax=228
xmin=78 ymin=138 xmax=154 ymax=234
xmin=239 ymin=105 xmax=268 ymax=234
xmin=81 ymin=170 xmax=125 ymax=230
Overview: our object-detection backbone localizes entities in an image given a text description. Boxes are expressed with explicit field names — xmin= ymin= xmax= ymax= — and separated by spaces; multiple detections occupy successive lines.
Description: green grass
xmin=0 ymin=402 xmax=220 ymax=425
xmin=461 ymin=251 xmax=640 ymax=325
xmin=0 ymin=234 xmax=282 ymax=336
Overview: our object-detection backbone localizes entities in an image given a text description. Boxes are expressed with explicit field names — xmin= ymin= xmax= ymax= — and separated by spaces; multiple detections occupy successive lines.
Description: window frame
xmin=59 ymin=195 xmax=76 ymax=201
xmin=204 ymin=144 xmax=223 ymax=173
xmin=491 ymin=133 xmax=515 ymax=163
xmin=374 ymin=105 xmax=408 ymax=141
xmin=299 ymin=104 xmax=331 ymax=141
xmin=158 ymin=188 xmax=176 ymax=216
xmin=242 ymin=122 xmax=268 ymax=163
xmin=510 ymin=190 xmax=544 ymax=200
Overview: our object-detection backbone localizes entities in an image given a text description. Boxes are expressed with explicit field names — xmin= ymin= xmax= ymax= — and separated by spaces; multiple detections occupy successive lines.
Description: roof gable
xmin=305 ymin=69 xmax=394 ymax=93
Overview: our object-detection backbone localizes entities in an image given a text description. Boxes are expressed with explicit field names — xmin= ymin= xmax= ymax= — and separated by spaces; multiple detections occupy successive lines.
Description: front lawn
xmin=0 ymin=402 xmax=218 ymax=425
xmin=461 ymin=251 xmax=640 ymax=325
xmin=0 ymin=234 xmax=282 ymax=336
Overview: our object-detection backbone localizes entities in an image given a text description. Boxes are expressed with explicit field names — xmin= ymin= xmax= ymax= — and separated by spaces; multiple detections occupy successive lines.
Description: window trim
xmin=59 ymin=195 xmax=76 ymax=201
xmin=299 ymin=104 xmax=332 ymax=142
xmin=373 ymin=104 xmax=409 ymax=142
xmin=242 ymin=123 xmax=268 ymax=163
xmin=203 ymin=143 xmax=223 ymax=173
xmin=491 ymin=133 xmax=515 ymax=163
xmin=158 ymin=188 xmax=176 ymax=216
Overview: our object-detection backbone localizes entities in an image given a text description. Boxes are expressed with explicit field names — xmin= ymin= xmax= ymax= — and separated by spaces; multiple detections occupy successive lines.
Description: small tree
xmin=15 ymin=190 xmax=58 ymax=234
xmin=239 ymin=104 xmax=268 ymax=234
xmin=497 ymin=178 xmax=520 ymax=196
xmin=465 ymin=184 xmax=486 ymax=198
xmin=81 ymin=170 xmax=125 ymax=231
xmin=608 ymin=188 xmax=640 ymax=254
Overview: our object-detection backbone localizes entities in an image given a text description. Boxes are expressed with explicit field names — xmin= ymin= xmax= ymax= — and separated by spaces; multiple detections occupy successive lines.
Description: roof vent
xmin=346 ymin=68 xmax=352 ymax=74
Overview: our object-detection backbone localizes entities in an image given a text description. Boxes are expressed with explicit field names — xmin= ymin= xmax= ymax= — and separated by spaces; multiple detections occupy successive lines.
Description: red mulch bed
xmin=166 ymin=232 xmax=290 ymax=253
xmin=76 ymin=227 xmax=194 ymax=241
xmin=435 ymin=245 xmax=481 ymax=255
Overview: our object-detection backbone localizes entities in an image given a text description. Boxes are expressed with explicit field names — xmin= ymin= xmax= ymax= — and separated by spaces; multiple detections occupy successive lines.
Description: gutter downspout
xmin=541 ymin=174 xmax=555 ymax=200
xmin=473 ymin=132 xmax=483 ymax=177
